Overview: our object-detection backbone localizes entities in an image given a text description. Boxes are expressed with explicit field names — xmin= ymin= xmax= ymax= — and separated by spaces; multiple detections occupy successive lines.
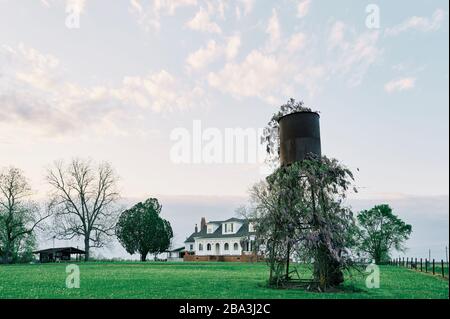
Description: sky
xmin=0 ymin=0 xmax=448 ymax=259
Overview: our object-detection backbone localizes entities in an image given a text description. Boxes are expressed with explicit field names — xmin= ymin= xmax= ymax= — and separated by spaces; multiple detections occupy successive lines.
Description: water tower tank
xmin=278 ymin=112 xmax=321 ymax=166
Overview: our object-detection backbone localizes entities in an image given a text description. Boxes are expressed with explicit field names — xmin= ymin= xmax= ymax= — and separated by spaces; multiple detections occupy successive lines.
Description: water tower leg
xmin=286 ymin=241 xmax=290 ymax=280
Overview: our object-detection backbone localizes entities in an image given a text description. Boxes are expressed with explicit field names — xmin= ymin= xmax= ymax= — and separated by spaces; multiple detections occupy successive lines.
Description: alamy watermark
xmin=169 ymin=120 xmax=271 ymax=175
xmin=365 ymin=4 xmax=380 ymax=29
xmin=365 ymin=262 xmax=380 ymax=289
xmin=65 ymin=2 xmax=82 ymax=29
xmin=66 ymin=264 xmax=80 ymax=289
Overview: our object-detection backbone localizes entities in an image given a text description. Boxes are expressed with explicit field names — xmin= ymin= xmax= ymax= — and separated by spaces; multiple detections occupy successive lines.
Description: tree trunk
xmin=374 ymin=253 xmax=381 ymax=265
xmin=311 ymin=186 xmax=344 ymax=290
xmin=2 ymin=242 xmax=10 ymax=264
xmin=314 ymin=245 xmax=344 ymax=289
xmin=140 ymin=253 xmax=147 ymax=262
xmin=84 ymin=238 xmax=90 ymax=262
xmin=2 ymin=251 xmax=9 ymax=264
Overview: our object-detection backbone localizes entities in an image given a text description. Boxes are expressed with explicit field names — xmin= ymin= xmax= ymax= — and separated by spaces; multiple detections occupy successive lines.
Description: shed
xmin=33 ymin=247 xmax=86 ymax=263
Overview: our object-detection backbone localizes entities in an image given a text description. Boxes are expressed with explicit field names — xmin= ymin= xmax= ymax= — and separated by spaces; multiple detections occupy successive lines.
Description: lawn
xmin=0 ymin=262 xmax=448 ymax=299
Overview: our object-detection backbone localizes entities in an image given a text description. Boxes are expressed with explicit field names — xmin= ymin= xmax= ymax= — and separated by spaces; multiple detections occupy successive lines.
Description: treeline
xmin=0 ymin=159 xmax=173 ymax=264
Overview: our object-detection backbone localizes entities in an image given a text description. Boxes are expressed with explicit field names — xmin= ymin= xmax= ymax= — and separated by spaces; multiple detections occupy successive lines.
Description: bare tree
xmin=0 ymin=167 xmax=50 ymax=264
xmin=47 ymin=159 xmax=120 ymax=261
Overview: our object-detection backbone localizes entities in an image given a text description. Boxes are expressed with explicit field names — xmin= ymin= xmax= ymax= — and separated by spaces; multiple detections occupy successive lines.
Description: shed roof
xmin=33 ymin=247 xmax=86 ymax=254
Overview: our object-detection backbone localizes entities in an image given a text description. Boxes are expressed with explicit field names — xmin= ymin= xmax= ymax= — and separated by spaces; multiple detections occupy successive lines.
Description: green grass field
xmin=0 ymin=262 xmax=448 ymax=299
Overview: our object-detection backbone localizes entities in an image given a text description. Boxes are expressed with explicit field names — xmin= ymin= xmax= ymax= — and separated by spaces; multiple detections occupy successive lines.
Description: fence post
xmin=425 ymin=259 xmax=428 ymax=273
xmin=406 ymin=257 xmax=409 ymax=268
xmin=415 ymin=258 xmax=417 ymax=269
xmin=420 ymin=258 xmax=423 ymax=272
xmin=433 ymin=259 xmax=435 ymax=275
xmin=441 ymin=260 xmax=445 ymax=278
xmin=403 ymin=257 xmax=405 ymax=267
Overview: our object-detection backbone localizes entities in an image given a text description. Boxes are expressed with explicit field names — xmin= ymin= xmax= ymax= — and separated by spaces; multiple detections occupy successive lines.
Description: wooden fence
xmin=389 ymin=257 xmax=449 ymax=279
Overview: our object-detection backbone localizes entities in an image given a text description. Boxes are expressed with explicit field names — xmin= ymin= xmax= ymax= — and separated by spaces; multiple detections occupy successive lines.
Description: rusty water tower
xmin=278 ymin=111 xmax=321 ymax=166
xmin=277 ymin=111 xmax=322 ymax=280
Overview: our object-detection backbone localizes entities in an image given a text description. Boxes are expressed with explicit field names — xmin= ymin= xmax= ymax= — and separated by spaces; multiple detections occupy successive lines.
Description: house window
xmin=224 ymin=243 xmax=229 ymax=250
xmin=225 ymin=223 xmax=234 ymax=233
xmin=207 ymin=243 xmax=211 ymax=251
xmin=248 ymin=222 xmax=255 ymax=233
xmin=199 ymin=244 xmax=203 ymax=251
xmin=234 ymin=243 xmax=239 ymax=250
xmin=207 ymin=225 xmax=213 ymax=234
xmin=190 ymin=244 xmax=193 ymax=251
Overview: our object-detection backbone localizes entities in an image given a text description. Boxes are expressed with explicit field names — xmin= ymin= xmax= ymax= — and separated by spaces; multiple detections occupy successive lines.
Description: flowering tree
xmin=249 ymin=98 xmax=357 ymax=290
xmin=250 ymin=155 xmax=356 ymax=289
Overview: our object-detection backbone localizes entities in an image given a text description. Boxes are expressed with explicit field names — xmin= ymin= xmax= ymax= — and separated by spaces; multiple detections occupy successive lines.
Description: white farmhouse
xmin=184 ymin=217 xmax=258 ymax=261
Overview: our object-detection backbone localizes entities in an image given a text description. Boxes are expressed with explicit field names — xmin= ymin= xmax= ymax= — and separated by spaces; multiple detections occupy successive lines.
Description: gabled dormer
xmin=221 ymin=218 xmax=243 ymax=235
xmin=206 ymin=222 xmax=220 ymax=234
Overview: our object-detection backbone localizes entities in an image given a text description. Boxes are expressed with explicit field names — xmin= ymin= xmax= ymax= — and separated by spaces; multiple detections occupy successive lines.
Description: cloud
xmin=225 ymin=34 xmax=241 ymax=60
xmin=384 ymin=77 xmax=416 ymax=93
xmin=206 ymin=19 xmax=382 ymax=103
xmin=66 ymin=0 xmax=86 ymax=15
xmin=296 ymin=0 xmax=311 ymax=18
xmin=154 ymin=0 xmax=198 ymax=15
xmin=186 ymin=40 xmax=222 ymax=70
xmin=186 ymin=7 xmax=222 ymax=33
xmin=265 ymin=9 xmax=281 ymax=51
xmin=41 ymin=0 xmax=87 ymax=15
xmin=327 ymin=21 xmax=382 ymax=86
xmin=186 ymin=35 xmax=241 ymax=71
xmin=235 ymin=0 xmax=254 ymax=19
xmin=0 ymin=44 xmax=206 ymax=136
xmin=207 ymin=50 xmax=283 ymax=102
xmin=129 ymin=0 xmax=198 ymax=32
xmin=294 ymin=65 xmax=326 ymax=96
xmin=385 ymin=9 xmax=447 ymax=36
xmin=204 ymin=0 xmax=228 ymax=20
xmin=328 ymin=21 xmax=345 ymax=49
xmin=238 ymin=0 xmax=254 ymax=16
xmin=40 ymin=0 xmax=51 ymax=7
xmin=110 ymin=70 xmax=205 ymax=112
xmin=287 ymin=32 xmax=306 ymax=52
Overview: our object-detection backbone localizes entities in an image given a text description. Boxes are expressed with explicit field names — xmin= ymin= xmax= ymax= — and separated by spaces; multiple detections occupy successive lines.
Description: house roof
xmin=208 ymin=217 xmax=244 ymax=224
xmin=184 ymin=218 xmax=255 ymax=242
xmin=33 ymin=247 xmax=86 ymax=254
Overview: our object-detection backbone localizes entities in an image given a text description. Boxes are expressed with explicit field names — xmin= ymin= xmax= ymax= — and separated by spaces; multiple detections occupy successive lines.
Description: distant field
xmin=0 ymin=262 xmax=448 ymax=299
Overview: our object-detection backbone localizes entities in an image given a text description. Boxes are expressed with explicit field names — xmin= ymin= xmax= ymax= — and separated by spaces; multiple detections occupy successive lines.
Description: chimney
xmin=195 ymin=224 xmax=198 ymax=233
xmin=200 ymin=217 xmax=206 ymax=230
